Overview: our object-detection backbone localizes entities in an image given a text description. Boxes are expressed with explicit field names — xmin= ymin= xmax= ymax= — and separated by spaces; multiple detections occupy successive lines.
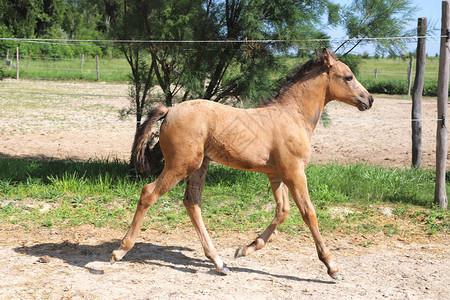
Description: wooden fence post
xmin=375 ymin=68 xmax=378 ymax=79
xmin=81 ymin=54 xmax=84 ymax=70
xmin=411 ymin=17 xmax=427 ymax=168
xmin=5 ymin=50 xmax=12 ymax=68
xmin=407 ymin=56 xmax=414 ymax=96
xmin=16 ymin=47 xmax=19 ymax=80
xmin=96 ymin=55 xmax=100 ymax=81
xmin=435 ymin=1 xmax=449 ymax=210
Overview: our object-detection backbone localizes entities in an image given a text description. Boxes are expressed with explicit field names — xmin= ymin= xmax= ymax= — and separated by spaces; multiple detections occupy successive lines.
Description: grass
xmin=2 ymin=56 xmax=440 ymax=84
xmin=0 ymin=157 xmax=448 ymax=237
xmin=2 ymin=57 xmax=130 ymax=82
xmin=358 ymin=57 xmax=439 ymax=82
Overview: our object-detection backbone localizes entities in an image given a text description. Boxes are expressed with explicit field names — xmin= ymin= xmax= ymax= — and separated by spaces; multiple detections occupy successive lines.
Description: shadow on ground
xmin=14 ymin=240 xmax=335 ymax=284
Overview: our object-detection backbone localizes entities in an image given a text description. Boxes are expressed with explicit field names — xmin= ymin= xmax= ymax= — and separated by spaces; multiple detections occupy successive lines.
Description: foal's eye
xmin=344 ymin=75 xmax=353 ymax=82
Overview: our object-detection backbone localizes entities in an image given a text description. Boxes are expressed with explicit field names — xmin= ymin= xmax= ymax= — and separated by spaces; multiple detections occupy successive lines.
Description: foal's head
xmin=319 ymin=49 xmax=373 ymax=111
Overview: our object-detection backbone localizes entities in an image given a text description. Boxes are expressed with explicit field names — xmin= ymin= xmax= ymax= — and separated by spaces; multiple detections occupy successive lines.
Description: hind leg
xmin=183 ymin=158 xmax=230 ymax=274
xmin=111 ymin=168 xmax=186 ymax=263
xmin=235 ymin=173 xmax=290 ymax=258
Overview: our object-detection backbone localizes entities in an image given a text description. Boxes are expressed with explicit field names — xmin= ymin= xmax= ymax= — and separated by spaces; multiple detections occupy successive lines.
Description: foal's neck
xmin=278 ymin=73 xmax=328 ymax=134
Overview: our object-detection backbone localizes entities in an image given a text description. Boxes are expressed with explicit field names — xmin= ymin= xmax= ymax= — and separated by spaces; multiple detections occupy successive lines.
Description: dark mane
xmin=261 ymin=49 xmax=338 ymax=106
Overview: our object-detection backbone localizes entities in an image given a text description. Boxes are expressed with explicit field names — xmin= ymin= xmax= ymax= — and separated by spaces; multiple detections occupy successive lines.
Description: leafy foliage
xmin=1 ymin=0 xmax=418 ymax=102
xmin=335 ymin=0 xmax=417 ymax=56
xmin=0 ymin=0 xmax=112 ymax=57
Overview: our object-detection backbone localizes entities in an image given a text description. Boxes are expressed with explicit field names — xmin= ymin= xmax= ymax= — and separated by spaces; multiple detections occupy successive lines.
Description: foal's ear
xmin=321 ymin=48 xmax=336 ymax=68
xmin=315 ymin=49 xmax=322 ymax=61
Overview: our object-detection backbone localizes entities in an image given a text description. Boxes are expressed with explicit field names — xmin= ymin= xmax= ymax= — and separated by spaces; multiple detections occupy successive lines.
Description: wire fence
xmin=0 ymin=88 xmax=446 ymax=125
xmin=0 ymin=35 xmax=445 ymax=44
xmin=0 ymin=35 xmax=446 ymax=125
xmin=1 ymin=34 xmax=443 ymax=85
xmin=359 ymin=69 xmax=439 ymax=82
xmin=1 ymin=56 xmax=440 ymax=82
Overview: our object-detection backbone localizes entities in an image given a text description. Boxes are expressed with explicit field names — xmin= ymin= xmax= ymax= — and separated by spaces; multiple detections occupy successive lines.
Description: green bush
xmin=422 ymin=81 xmax=439 ymax=97
xmin=0 ymin=41 xmax=121 ymax=59
xmin=360 ymin=79 xmax=408 ymax=95
xmin=360 ymin=79 xmax=442 ymax=97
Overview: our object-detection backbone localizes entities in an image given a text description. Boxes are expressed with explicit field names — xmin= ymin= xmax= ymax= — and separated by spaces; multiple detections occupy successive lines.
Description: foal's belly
xmin=205 ymin=139 xmax=277 ymax=173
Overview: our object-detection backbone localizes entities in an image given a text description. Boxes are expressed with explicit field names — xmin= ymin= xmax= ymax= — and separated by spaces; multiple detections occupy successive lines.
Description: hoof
xmin=234 ymin=246 xmax=245 ymax=258
xmin=217 ymin=265 xmax=231 ymax=276
xmin=110 ymin=255 xmax=117 ymax=264
xmin=110 ymin=249 xmax=125 ymax=264
xmin=328 ymin=270 xmax=342 ymax=280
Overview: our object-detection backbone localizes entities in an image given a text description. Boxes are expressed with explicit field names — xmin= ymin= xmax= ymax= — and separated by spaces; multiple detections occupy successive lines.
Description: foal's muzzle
xmin=356 ymin=95 xmax=374 ymax=111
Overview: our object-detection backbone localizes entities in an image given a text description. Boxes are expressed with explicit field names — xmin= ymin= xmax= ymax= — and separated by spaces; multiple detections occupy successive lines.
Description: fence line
xmin=2 ymin=53 xmax=440 ymax=83
xmin=0 ymin=55 xmax=113 ymax=61
xmin=360 ymin=70 xmax=438 ymax=75
xmin=0 ymin=34 xmax=445 ymax=126
xmin=0 ymin=91 xmax=130 ymax=98
xmin=0 ymin=90 xmax=447 ymax=104
xmin=0 ymin=118 xmax=445 ymax=125
xmin=14 ymin=66 xmax=128 ymax=72
xmin=0 ymin=35 xmax=446 ymax=44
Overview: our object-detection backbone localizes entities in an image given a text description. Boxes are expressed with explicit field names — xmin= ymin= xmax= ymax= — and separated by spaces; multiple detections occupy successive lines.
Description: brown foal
xmin=111 ymin=48 xmax=373 ymax=280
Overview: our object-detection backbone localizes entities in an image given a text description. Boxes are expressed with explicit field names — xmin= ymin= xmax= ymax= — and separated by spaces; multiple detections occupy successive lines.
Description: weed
xmin=361 ymin=241 xmax=372 ymax=247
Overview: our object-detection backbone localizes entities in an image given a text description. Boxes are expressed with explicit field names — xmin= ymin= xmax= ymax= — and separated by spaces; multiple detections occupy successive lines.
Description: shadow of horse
xmin=13 ymin=240 xmax=335 ymax=284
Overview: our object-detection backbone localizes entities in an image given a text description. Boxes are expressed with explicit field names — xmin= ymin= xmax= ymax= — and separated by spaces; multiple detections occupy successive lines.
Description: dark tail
xmin=133 ymin=105 xmax=169 ymax=172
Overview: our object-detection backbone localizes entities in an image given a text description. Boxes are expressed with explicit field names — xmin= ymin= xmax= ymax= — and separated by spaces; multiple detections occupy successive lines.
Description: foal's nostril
xmin=368 ymin=96 xmax=374 ymax=106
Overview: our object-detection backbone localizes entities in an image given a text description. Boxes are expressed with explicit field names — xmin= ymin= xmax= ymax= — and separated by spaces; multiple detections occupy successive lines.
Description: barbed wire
xmin=0 ymin=35 xmax=445 ymax=44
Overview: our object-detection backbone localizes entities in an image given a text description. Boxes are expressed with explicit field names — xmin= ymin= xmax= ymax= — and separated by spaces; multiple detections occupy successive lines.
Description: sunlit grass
xmin=2 ymin=57 xmax=130 ymax=82
xmin=0 ymin=157 xmax=448 ymax=236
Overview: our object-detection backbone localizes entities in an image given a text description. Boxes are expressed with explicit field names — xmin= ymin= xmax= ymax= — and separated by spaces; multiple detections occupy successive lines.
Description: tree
xmin=334 ymin=0 xmax=417 ymax=56
xmin=0 ymin=0 xmax=41 ymax=37
xmin=103 ymin=0 xmax=340 ymax=172
xmin=61 ymin=0 xmax=108 ymax=40
xmin=103 ymin=0 xmax=417 ymax=172
xmin=0 ymin=0 xmax=112 ymax=57
xmin=0 ymin=0 xmax=65 ymax=37
xmin=181 ymin=0 xmax=337 ymax=103
xmin=104 ymin=0 xmax=162 ymax=171
xmin=35 ymin=0 xmax=65 ymax=37
xmin=140 ymin=0 xmax=208 ymax=106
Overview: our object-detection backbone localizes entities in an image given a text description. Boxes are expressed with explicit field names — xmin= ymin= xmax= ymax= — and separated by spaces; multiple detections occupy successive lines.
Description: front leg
xmin=282 ymin=168 xmax=341 ymax=280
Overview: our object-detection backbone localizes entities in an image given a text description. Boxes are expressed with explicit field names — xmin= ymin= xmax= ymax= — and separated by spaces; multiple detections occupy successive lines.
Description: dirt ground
xmin=0 ymin=224 xmax=448 ymax=300
xmin=0 ymin=80 xmax=449 ymax=299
